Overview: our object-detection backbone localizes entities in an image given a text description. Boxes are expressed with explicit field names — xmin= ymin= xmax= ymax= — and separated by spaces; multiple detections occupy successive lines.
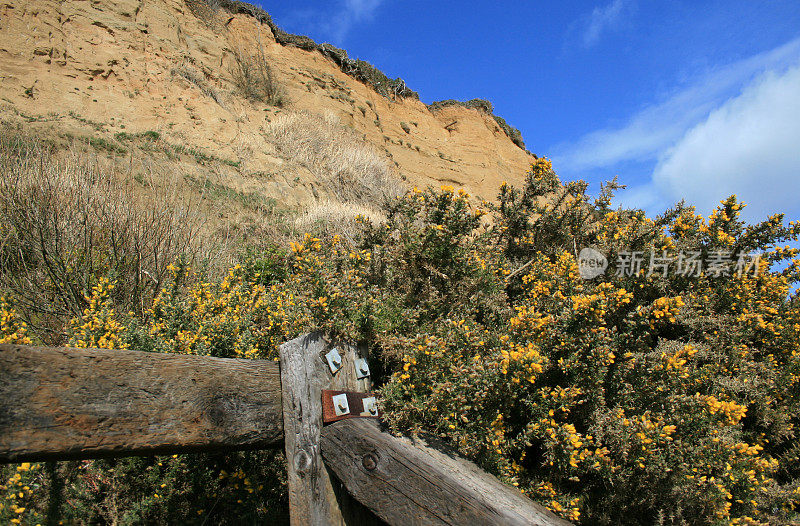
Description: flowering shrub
xmin=380 ymin=165 xmax=800 ymax=524
xmin=68 ymin=278 xmax=128 ymax=350
xmin=0 ymin=463 xmax=43 ymax=525
xmin=0 ymin=297 xmax=31 ymax=345
xmin=143 ymin=260 xmax=301 ymax=359
xmin=2 ymin=158 xmax=800 ymax=524
xmin=0 ymin=302 xmax=41 ymax=525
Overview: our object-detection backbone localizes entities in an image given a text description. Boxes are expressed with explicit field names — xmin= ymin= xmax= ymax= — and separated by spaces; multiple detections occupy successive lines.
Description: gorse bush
xmin=293 ymin=200 xmax=389 ymax=245
xmin=0 ymin=300 xmax=39 ymax=525
xmin=379 ymin=161 xmax=800 ymax=524
xmin=2 ymin=273 xmax=290 ymax=524
xmin=2 ymin=152 xmax=800 ymax=524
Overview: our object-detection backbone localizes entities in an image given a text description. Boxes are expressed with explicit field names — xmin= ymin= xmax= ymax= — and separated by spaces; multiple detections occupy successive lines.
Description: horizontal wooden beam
xmin=321 ymin=419 xmax=572 ymax=526
xmin=0 ymin=344 xmax=283 ymax=463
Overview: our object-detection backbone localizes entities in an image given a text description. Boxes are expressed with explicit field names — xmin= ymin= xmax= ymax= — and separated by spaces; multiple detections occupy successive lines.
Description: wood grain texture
xmin=0 ymin=344 xmax=283 ymax=462
xmin=321 ymin=419 xmax=573 ymax=526
xmin=279 ymin=332 xmax=384 ymax=526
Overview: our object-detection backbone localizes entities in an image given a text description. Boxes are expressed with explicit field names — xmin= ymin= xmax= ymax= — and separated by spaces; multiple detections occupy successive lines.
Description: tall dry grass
xmin=0 ymin=133 xmax=203 ymax=339
xmin=265 ymin=110 xmax=404 ymax=207
xmin=293 ymin=200 xmax=388 ymax=244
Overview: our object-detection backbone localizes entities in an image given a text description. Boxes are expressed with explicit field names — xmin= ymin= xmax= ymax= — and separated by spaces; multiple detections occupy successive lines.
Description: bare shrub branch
xmin=0 ymin=133 xmax=203 ymax=337
xmin=229 ymin=48 xmax=285 ymax=107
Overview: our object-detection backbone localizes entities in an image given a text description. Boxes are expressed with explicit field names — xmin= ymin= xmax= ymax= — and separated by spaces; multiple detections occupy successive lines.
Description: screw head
xmin=362 ymin=452 xmax=378 ymax=471
xmin=361 ymin=396 xmax=378 ymax=417
xmin=326 ymin=348 xmax=343 ymax=374
xmin=332 ymin=393 xmax=350 ymax=416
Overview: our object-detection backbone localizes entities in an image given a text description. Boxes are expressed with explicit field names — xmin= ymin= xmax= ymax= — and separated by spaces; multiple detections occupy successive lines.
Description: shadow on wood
xmin=321 ymin=419 xmax=572 ymax=526
xmin=0 ymin=344 xmax=283 ymax=462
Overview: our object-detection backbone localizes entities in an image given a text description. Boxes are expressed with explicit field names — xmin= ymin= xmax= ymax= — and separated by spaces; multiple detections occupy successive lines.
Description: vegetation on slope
xmin=186 ymin=0 xmax=419 ymax=101
xmin=428 ymin=98 xmax=528 ymax=150
xmin=2 ymin=132 xmax=800 ymax=524
xmin=265 ymin=110 xmax=404 ymax=206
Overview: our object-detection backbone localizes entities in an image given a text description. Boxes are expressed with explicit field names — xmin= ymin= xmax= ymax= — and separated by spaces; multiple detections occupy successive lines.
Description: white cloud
xmin=582 ymin=0 xmax=631 ymax=48
xmin=553 ymin=38 xmax=800 ymax=174
xmin=328 ymin=0 xmax=383 ymax=43
xmin=650 ymin=63 xmax=800 ymax=220
xmin=344 ymin=0 xmax=382 ymax=20
xmin=282 ymin=0 xmax=384 ymax=44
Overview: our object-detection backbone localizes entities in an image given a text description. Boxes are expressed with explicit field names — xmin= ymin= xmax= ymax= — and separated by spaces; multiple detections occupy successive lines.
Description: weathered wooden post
xmin=279 ymin=332 xmax=384 ymax=525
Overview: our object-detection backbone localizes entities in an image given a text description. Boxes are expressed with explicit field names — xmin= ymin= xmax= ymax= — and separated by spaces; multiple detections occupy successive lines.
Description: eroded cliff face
xmin=0 ymin=0 xmax=534 ymax=208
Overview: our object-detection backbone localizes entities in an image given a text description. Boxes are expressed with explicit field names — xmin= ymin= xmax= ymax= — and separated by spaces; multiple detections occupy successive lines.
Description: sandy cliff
xmin=0 ymin=0 xmax=534 ymax=209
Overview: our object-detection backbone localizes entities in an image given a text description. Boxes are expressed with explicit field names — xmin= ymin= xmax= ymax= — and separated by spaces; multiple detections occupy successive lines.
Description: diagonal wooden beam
xmin=321 ymin=419 xmax=573 ymax=526
xmin=0 ymin=344 xmax=283 ymax=462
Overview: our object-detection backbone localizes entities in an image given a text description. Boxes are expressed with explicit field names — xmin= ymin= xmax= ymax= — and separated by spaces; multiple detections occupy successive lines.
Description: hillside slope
xmin=0 ymin=0 xmax=535 ymax=213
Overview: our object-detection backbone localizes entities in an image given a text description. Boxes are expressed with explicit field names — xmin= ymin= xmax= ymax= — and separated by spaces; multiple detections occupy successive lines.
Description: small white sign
xmin=325 ymin=348 xmax=343 ymax=374
xmin=361 ymin=396 xmax=378 ymax=417
xmin=355 ymin=357 xmax=370 ymax=379
xmin=332 ymin=393 xmax=350 ymax=416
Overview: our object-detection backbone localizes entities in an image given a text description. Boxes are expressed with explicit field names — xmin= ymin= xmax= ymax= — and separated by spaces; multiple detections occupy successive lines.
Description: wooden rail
xmin=0 ymin=344 xmax=283 ymax=461
xmin=322 ymin=419 xmax=570 ymax=526
xmin=0 ymin=338 xmax=569 ymax=525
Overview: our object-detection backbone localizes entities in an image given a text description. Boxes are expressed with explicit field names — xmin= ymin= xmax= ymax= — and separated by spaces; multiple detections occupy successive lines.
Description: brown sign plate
xmin=321 ymin=390 xmax=381 ymax=424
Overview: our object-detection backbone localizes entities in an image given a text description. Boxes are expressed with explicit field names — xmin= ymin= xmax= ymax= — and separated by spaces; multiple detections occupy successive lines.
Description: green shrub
xmin=427 ymin=98 xmax=494 ymax=114
xmin=492 ymin=114 xmax=526 ymax=150
xmin=377 ymin=161 xmax=800 ymax=524
xmin=3 ymin=151 xmax=800 ymax=524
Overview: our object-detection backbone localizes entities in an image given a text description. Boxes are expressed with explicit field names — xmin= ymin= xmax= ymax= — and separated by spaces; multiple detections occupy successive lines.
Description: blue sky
xmin=261 ymin=0 xmax=800 ymax=223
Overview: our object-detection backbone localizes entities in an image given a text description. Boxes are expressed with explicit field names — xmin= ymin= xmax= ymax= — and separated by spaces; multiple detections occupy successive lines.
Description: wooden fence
xmin=0 ymin=334 xmax=570 ymax=525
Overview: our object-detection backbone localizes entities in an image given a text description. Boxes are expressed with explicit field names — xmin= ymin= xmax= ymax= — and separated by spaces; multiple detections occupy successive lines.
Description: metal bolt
xmin=362 ymin=452 xmax=378 ymax=471
xmin=361 ymin=396 xmax=378 ymax=417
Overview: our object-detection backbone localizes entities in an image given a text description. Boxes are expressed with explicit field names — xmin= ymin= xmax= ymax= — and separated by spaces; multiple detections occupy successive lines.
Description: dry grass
xmin=171 ymin=63 xmax=224 ymax=106
xmin=0 ymin=132 xmax=204 ymax=338
xmin=293 ymin=200 xmax=387 ymax=243
xmin=265 ymin=110 xmax=405 ymax=207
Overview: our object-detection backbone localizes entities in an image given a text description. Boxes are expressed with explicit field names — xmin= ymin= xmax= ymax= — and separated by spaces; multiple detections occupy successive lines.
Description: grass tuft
xmin=265 ymin=111 xmax=404 ymax=206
